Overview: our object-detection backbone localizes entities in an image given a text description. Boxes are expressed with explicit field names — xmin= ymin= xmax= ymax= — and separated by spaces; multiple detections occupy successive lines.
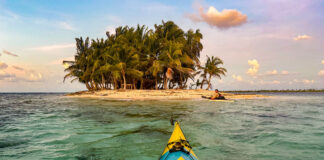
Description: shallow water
xmin=0 ymin=92 xmax=324 ymax=160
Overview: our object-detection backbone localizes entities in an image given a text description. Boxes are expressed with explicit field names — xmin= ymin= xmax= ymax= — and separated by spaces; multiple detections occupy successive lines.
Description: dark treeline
xmin=63 ymin=21 xmax=226 ymax=90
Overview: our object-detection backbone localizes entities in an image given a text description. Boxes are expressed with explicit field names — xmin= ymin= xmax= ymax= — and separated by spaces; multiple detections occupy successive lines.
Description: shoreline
xmin=66 ymin=89 xmax=269 ymax=100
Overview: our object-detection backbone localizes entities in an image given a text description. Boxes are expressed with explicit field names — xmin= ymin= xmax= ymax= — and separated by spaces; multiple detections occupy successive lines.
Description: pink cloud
xmin=187 ymin=3 xmax=247 ymax=29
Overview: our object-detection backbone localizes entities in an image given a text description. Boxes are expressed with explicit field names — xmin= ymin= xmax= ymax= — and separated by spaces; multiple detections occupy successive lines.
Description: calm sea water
xmin=0 ymin=92 xmax=324 ymax=160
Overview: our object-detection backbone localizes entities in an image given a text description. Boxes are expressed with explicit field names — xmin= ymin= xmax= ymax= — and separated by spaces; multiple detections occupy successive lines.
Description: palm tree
xmin=201 ymin=56 xmax=227 ymax=90
xmin=63 ymin=37 xmax=94 ymax=90
xmin=63 ymin=21 xmax=227 ymax=91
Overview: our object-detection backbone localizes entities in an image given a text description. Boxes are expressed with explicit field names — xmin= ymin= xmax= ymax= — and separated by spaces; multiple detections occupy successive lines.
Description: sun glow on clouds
xmin=232 ymin=74 xmax=242 ymax=81
xmin=293 ymin=34 xmax=311 ymax=40
xmin=319 ymin=61 xmax=324 ymax=76
xmin=303 ymin=79 xmax=315 ymax=84
xmin=0 ymin=64 xmax=43 ymax=82
xmin=187 ymin=3 xmax=247 ymax=29
xmin=318 ymin=70 xmax=324 ymax=76
xmin=293 ymin=79 xmax=315 ymax=84
xmin=246 ymin=59 xmax=259 ymax=76
xmin=264 ymin=70 xmax=289 ymax=76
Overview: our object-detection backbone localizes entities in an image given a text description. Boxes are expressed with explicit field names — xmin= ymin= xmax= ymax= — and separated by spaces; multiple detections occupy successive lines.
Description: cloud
xmin=302 ymin=79 xmax=315 ymax=84
xmin=0 ymin=62 xmax=8 ymax=70
xmin=281 ymin=70 xmax=289 ymax=75
xmin=293 ymin=34 xmax=311 ymax=41
xmin=0 ymin=64 xmax=43 ymax=82
xmin=59 ymin=22 xmax=75 ymax=31
xmin=51 ymin=56 xmax=74 ymax=69
xmin=105 ymin=25 xmax=116 ymax=34
xmin=187 ymin=4 xmax=247 ymax=29
xmin=259 ymin=80 xmax=281 ymax=85
xmin=263 ymin=70 xmax=289 ymax=76
xmin=28 ymin=43 xmax=74 ymax=51
xmin=10 ymin=71 xmax=43 ymax=82
xmin=265 ymin=69 xmax=277 ymax=75
xmin=246 ymin=59 xmax=259 ymax=76
xmin=2 ymin=49 xmax=18 ymax=57
xmin=0 ymin=9 xmax=20 ymax=22
xmin=292 ymin=79 xmax=315 ymax=84
xmin=318 ymin=70 xmax=324 ymax=76
xmin=25 ymin=72 xmax=43 ymax=82
xmin=232 ymin=74 xmax=242 ymax=81
xmin=0 ymin=70 xmax=16 ymax=80
xmin=12 ymin=65 xmax=24 ymax=71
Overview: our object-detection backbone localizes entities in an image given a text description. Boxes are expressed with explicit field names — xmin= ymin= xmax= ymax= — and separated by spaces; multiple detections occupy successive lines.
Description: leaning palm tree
xmin=201 ymin=56 xmax=227 ymax=90
xmin=159 ymin=41 xmax=194 ymax=89
xmin=63 ymin=37 xmax=93 ymax=90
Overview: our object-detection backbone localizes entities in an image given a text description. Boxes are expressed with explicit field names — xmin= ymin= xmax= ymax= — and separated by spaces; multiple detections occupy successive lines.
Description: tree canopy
xmin=63 ymin=20 xmax=227 ymax=90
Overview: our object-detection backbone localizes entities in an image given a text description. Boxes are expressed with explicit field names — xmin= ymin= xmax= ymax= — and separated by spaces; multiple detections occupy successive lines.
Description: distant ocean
xmin=1 ymin=92 xmax=324 ymax=159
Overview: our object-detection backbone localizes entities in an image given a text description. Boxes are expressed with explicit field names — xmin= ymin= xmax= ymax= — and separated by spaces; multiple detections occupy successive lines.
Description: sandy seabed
xmin=66 ymin=89 xmax=268 ymax=100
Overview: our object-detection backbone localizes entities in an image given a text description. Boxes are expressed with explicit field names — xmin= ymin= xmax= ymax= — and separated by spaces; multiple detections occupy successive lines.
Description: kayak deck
xmin=159 ymin=122 xmax=198 ymax=160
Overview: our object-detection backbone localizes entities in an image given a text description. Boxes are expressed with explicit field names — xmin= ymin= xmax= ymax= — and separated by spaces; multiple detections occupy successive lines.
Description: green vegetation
xmin=63 ymin=21 xmax=226 ymax=90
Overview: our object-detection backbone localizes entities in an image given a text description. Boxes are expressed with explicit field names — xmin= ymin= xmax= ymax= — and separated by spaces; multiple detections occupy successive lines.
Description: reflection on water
xmin=0 ymin=93 xmax=324 ymax=159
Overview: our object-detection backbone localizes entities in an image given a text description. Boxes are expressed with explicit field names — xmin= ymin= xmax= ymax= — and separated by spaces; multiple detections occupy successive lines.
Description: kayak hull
xmin=159 ymin=122 xmax=198 ymax=160
xmin=209 ymin=99 xmax=234 ymax=102
xmin=202 ymin=96 xmax=234 ymax=102
xmin=160 ymin=150 xmax=198 ymax=160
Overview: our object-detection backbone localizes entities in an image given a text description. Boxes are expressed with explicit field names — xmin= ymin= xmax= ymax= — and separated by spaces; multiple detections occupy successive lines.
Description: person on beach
xmin=210 ymin=89 xmax=225 ymax=100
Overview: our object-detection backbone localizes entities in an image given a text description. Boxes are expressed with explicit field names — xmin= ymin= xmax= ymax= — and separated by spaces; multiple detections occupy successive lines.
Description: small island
xmin=66 ymin=89 xmax=268 ymax=100
xmin=63 ymin=21 xmax=267 ymax=100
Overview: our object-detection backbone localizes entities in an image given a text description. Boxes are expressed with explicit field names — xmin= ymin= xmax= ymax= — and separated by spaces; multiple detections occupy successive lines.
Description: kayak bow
xmin=159 ymin=122 xmax=198 ymax=160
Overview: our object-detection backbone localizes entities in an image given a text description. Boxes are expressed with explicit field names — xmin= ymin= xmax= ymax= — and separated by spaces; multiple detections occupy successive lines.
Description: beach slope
xmin=66 ymin=89 xmax=268 ymax=100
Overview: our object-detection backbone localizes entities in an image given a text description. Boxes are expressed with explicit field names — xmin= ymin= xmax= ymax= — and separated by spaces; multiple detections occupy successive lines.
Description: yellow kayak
xmin=159 ymin=122 xmax=198 ymax=160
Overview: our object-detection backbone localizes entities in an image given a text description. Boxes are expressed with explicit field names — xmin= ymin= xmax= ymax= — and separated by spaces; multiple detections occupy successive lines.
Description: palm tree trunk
xmin=85 ymin=82 xmax=91 ymax=91
xmin=207 ymin=75 xmax=212 ymax=90
xmin=113 ymin=78 xmax=118 ymax=90
xmin=200 ymin=79 xmax=204 ymax=89
xmin=140 ymin=79 xmax=143 ymax=89
xmin=179 ymin=73 xmax=182 ymax=89
xmin=164 ymin=76 xmax=168 ymax=89
xmin=90 ymin=80 xmax=97 ymax=90
xmin=122 ymin=72 xmax=126 ymax=90
xmin=132 ymin=79 xmax=136 ymax=89
xmin=101 ymin=74 xmax=105 ymax=90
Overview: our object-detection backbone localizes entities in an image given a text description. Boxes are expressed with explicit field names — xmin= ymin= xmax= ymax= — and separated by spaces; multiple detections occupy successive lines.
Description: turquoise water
xmin=0 ymin=93 xmax=324 ymax=160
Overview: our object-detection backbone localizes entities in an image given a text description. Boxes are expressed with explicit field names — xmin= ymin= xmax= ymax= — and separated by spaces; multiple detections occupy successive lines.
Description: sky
xmin=0 ymin=0 xmax=323 ymax=92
